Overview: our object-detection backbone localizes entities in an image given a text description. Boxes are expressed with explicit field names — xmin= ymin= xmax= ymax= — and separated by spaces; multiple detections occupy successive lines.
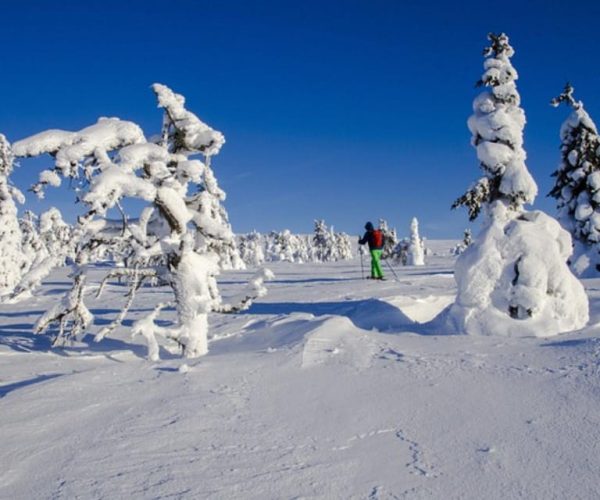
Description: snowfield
xmin=1 ymin=241 xmax=599 ymax=499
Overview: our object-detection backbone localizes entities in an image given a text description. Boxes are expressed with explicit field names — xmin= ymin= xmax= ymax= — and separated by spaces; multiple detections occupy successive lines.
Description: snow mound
xmin=301 ymin=316 xmax=377 ymax=369
xmin=448 ymin=208 xmax=589 ymax=336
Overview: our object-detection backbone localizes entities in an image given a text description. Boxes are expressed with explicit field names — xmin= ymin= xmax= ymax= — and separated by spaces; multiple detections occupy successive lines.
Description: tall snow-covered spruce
xmin=447 ymin=33 xmax=588 ymax=336
xmin=407 ymin=217 xmax=425 ymax=266
xmin=549 ymin=83 xmax=600 ymax=276
xmin=0 ymin=134 xmax=27 ymax=297
xmin=9 ymin=84 xmax=271 ymax=359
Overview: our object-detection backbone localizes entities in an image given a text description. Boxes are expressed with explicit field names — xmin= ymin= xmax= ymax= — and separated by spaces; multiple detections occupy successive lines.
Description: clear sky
xmin=1 ymin=0 xmax=599 ymax=238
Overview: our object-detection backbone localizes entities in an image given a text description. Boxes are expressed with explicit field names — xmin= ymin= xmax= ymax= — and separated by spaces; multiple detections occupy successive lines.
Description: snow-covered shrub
xmin=238 ymin=231 xmax=265 ymax=267
xmin=0 ymin=134 xmax=28 ymax=297
xmin=40 ymin=207 xmax=73 ymax=259
xmin=447 ymin=33 xmax=588 ymax=337
xmin=392 ymin=238 xmax=409 ymax=265
xmin=334 ymin=232 xmax=353 ymax=261
xmin=379 ymin=219 xmax=398 ymax=259
xmin=407 ymin=217 xmax=425 ymax=266
xmin=312 ymin=220 xmax=336 ymax=262
xmin=19 ymin=211 xmax=48 ymax=271
xmin=549 ymin=83 xmax=600 ymax=276
xmin=271 ymin=230 xmax=297 ymax=262
xmin=10 ymin=84 xmax=271 ymax=358
xmin=311 ymin=220 xmax=352 ymax=262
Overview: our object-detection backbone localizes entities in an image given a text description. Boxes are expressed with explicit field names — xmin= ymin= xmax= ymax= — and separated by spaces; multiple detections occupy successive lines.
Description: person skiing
xmin=358 ymin=221 xmax=385 ymax=280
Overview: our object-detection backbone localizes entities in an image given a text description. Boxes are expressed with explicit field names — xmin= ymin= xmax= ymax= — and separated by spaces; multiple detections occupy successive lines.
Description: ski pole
xmin=383 ymin=258 xmax=401 ymax=282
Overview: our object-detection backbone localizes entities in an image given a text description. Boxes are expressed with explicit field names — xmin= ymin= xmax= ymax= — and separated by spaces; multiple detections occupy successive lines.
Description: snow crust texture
xmin=1 ymin=251 xmax=599 ymax=499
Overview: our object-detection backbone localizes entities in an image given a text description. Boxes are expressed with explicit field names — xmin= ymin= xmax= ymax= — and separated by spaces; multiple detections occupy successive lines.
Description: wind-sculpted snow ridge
xmin=300 ymin=316 xmax=378 ymax=369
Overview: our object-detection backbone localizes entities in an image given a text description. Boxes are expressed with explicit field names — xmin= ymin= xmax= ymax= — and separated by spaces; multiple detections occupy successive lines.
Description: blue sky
xmin=1 ymin=0 xmax=599 ymax=238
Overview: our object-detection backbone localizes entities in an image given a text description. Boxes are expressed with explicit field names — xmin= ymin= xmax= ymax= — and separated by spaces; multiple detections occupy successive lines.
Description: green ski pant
xmin=370 ymin=249 xmax=384 ymax=279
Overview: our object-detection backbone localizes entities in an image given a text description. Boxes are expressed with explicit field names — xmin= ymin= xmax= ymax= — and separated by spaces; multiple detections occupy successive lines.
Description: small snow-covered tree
xmin=407 ymin=217 xmax=425 ymax=266
xmin=451 ymin=228 xmax=473 ymax=255
xmin=40 ymin=208 xmax=73 ymax=259
xmin=549 ymin=83 xmax=600 ymax=276
xmin=392 ymin=238 xmax=409 ymax=265
xmin=379 ymin=218 xmax=398 ymax=259
xmin=9 ymin=84 xmax=271 ymax=358
xmin=276 ymin=230 xmax=296 ymax=262
xmin=239 ymin=231 xmax=265 ymax=267
xmin=0 ymin=135 xmax=28 ymax=297
xmin=19 ymin=211 xmax=48 ymax=271
xmin=335 ymin=232 xmax=353 ymax=260
xmin=311 ymin=220 xmax=353 ymax=262
xmin=446 ymin=33 xmax=588 ymax=337
xmin=313 ymin=219 xmax=335 ymax=261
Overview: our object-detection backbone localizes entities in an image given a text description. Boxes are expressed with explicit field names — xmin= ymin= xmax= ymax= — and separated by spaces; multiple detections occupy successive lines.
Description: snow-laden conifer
xmin=379 ymin=219 xmax=398 ymax=259
xmin=451 ymin=228 xmax=473 ymax=255
xmin=312 ymin=220 xmax=352 ymax=262
xmin=238 ymin=231 xmax=265 ymax=267
xmin=452 ymin=33 xmax=537 ymax=220
xmin=313 ymin=220 xmax=335 ymax=262
xmin=0 ymin=135 xmax=28 ymax=297
xmin=446 ymin=33 xmax=588 ymax=337
xmin=10 ymin=84 xmax=271 ymax=358
xmin=334 ymin=232 xmax=353 ymax=261
xmin=549 ymin=83 xmax=600 ymax=276
xmin=152 ymin=84 xmax=244 ymax=271
xmin=19 ymin=211 xmax=48 ymax=271
xmin=407 ymin=217 xmax=425 ymax=266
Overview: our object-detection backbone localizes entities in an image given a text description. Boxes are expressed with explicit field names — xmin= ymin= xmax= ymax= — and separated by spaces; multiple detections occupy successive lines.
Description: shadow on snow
xmin=245 ymin=298 xmax=443 ymax=335
xmin=0 ymin=373 xmax=64 ymax=398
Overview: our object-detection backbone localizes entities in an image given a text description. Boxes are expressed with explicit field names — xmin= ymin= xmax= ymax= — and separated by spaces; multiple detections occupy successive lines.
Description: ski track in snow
xmin=1 ymin=244 xmax=600 ymax=499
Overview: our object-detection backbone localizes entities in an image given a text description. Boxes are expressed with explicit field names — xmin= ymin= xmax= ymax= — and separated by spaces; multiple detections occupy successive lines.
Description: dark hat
xmin=365 ymin=221 xmax=374 ymax=230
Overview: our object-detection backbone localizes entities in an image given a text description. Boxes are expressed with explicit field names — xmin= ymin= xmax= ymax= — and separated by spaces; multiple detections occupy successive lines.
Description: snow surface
xmin=1 ymin=241 xmax=599 ymax=499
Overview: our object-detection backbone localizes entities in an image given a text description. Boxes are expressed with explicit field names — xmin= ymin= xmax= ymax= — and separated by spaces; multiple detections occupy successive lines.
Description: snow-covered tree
xmin=452 ymin=33 xmax=537 ymax=220
xmin=311 ymin=220 xmax=353 ymax=262
xmin=451 ymin=228 xmax=473 ymax=255
xmin=239 ymin=231 xmax=265 ymax=267
xmin=549 ymin=83 xmax=600 ymax=276
xmin=446 ymin=33 xmax=588 ymax=337
xmin=0 ymin=135 xmax=28 ymax=297
xmin=379 ymin=219 xmax=398 ymax=259
xmin=9 ymin=84 xmax=271 ymax=358
xmin=335 ymin=232 xmax=353 ymax=261
xmin=392 ymin=238 xmax=409 ymax=265
xmin=19 ymin=211 xmax=48 ymax=271
xmin=313 ymin=220 xmax=335 ymax=262
xmin=275 ymin=230 xmax=296 ymax=262
xmin=40 ymin=207 xmax=73 ymax=259
xmin=407 ymin=217 xmax=425 ymax=266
